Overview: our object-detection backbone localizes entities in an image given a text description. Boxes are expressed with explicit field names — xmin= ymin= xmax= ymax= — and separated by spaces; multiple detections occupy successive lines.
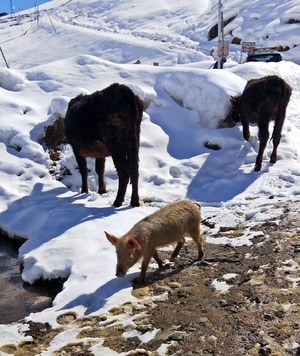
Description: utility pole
xmin=10 ymin=0 xmax=14 ymax=14
xmin=213 ymin=0 xmax=229 ymax=69
xmin=218 ymin=0 xmax=223 ymax=41
xmin=217 ymin=0 xmax=223 ymax=68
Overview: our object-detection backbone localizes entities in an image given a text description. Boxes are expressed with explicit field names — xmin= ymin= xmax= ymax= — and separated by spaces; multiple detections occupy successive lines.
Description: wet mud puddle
xmin=0 ymin=234 xmax=63 ymax=324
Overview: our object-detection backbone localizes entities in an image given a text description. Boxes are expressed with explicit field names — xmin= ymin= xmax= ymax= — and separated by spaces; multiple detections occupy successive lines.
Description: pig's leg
xmin=152 ymin=249 xmax=164 ymax=271
xmin=169 ymin=237 xmax=185 ymax=261
xmin=196 ymin=239 xmax=204 ymax=260
xmin=192 ymin=232 xmax=204 ymax=261
xmin=190 ymin=227 xmax=204 ymax=260
xmin=133 ymin=250 xmax=154 ymax=284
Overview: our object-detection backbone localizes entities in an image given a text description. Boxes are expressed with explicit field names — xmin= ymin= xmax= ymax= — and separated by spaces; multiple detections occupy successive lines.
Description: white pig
xmin=105 ymin=200 xmax=203 ymax=284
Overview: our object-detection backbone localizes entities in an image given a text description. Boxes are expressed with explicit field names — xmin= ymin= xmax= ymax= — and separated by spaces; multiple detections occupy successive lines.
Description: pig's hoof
xmin=132 ymin=277 xmax=145 ymax=285
xmin=164 ymin=261 xmax=175 ymax=269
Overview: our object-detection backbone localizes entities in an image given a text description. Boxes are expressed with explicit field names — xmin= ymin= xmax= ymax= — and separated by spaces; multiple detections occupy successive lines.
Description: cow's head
xmin=229 ymin=95 xmax=241 ymax=122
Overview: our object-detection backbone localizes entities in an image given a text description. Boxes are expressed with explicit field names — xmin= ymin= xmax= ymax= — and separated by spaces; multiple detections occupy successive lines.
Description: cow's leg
xmin=241 ymin=117 xmax=250 ymax=141
xmin=73 ymin=149 xmax=89 ymax=193
xmin=95 ymin=158 xmax=107 ymax=194
xmin=255 ymin=120 xmax=269 ymax=172
xmin=270 ymin=123 xmax=282 ymax=164
xmin=128 ymin=150 xmax=140 ymax=207
xmin=270 ymin=111 xmax=286 ymax=164
xmin=131 ymin=181 xmax=139 ymax=207
xmin=111 ymin=155 xmax=130 ymax=207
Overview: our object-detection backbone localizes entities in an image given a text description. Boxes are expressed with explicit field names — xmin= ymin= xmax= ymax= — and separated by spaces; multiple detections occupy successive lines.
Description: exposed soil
xmin=1 ymin=203 xmax=299 ymax=356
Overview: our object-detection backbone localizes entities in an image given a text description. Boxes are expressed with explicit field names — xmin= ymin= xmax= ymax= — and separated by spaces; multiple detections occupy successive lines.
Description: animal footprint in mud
xmin=56 ymin=311 xmax=78 ymax=325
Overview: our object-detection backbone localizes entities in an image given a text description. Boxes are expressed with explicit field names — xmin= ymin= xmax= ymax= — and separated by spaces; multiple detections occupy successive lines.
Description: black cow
xmin=230 ymin=75 xmax=292 ymax=171
xmin=65 ymin=83 xmax=144 ymax=207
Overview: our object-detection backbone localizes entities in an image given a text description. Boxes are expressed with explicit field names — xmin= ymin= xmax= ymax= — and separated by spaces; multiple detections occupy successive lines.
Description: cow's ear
xmin=230 ymin=96 xmax=238 ymax=104
xmin=127 ymin=237 xmax=142 ymax=250
xmin=105 ymin=231 xmax=118 ymax=246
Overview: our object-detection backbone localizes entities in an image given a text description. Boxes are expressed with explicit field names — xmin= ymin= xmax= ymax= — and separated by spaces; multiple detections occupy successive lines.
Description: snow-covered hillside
xmin=1 ymin=0 xmax=300 ymax=70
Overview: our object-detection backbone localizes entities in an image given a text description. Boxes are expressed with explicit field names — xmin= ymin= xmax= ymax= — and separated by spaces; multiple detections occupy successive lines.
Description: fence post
xmin=0 ymin=47 xmax=10 ymax=68
xmin=47 ymin=13 xmax=57 ymax=33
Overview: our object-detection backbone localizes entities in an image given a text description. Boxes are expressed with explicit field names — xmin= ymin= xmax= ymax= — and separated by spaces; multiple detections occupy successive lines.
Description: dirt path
xmin=104 ymin=205 xmax=300 ymax=355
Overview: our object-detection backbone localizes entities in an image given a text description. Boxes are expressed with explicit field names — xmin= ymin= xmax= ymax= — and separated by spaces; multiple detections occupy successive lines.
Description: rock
xmin=258 ymin=346 xmax=271 ymax=356
xmin=207 ymin=335 xmax=218 ymax=345
xmin=219 ymin=299 xmax=228 ymax=307
xmin=263 ymin=313 xmax=274 ymax=321
xmin=168 ymin=331 xmax=186 ymax=341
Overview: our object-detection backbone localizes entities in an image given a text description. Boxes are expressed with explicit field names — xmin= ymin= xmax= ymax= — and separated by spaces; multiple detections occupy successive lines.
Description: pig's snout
xmin=116 ymin=272 xmax=125 ymax=278
xmin=116 ymin=266 xmax=126 ymax=278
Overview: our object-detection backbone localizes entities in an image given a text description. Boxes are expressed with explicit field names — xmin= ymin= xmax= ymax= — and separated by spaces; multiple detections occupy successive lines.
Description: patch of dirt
xmin=102 ymin=204 xmax=300 ymax=355
xmin=1 ymin=204 xmax=300 ymax=356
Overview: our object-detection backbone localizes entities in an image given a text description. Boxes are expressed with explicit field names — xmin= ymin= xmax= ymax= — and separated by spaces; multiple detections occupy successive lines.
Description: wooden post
xmin=47 ymin=13 xmax=57 ymax=33
xmin=0 ymin=47 xmax=10 ymax=68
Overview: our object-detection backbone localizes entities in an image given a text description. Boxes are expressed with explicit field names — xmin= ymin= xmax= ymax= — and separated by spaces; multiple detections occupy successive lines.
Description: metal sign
xmin=241 ymin=42 xmax=256 ymax=53
xmin=218 ymin=40 xmax=230 ymax=57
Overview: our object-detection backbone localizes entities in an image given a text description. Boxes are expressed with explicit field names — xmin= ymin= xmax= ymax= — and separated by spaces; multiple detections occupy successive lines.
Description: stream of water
xmin=0 ymin=234 xmax=63 ymax=324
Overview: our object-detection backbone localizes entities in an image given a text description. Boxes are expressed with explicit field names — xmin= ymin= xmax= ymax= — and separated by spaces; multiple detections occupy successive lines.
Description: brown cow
xmin=65 ymin=83 xmax=144 ymax=207
xmin=230 ymin=75 xmax=292 ymax=172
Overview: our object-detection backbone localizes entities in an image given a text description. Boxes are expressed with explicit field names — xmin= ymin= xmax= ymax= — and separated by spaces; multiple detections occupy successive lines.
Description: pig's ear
xmin=105 ymin=231 xmax=118 ymax=246
xmin=127 ymin=237 xmax=142 ymax=250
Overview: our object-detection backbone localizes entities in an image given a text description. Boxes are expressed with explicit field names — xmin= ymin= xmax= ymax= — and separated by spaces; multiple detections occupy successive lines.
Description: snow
xmin=0 ymin=0 xmax=300 ymax=353
xmin=211 ymin=279 xmax=231 ymax=293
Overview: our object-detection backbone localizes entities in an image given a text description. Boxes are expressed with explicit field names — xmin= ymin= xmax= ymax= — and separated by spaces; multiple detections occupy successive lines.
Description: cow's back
xmin=65 ymin=83 xmax=143 ymax=151
xmin=240 ymin=75 xmax=291 ymax=123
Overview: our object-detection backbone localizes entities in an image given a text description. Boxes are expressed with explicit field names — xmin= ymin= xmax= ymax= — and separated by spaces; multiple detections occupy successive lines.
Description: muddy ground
xmin=1 ymin=202 xmax=300 ymax=356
